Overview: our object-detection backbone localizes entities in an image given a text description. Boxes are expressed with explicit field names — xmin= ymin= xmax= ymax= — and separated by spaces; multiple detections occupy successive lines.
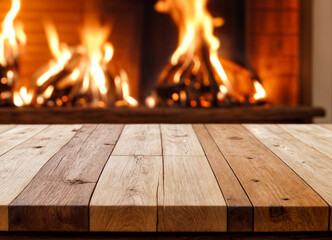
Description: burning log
xmin=23 ymin=16 xmax=138 ymax=108
xmin=149 ymin=0 xmax=267 ymax=108
xmin=0 ymin=0 xmax=26 ymax=106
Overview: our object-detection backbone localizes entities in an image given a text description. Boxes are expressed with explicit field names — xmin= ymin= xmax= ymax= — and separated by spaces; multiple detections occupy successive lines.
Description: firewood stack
xmin=28 ymin=18 xmax=137 ymax=108
xmin=150 ymin=0 xmax=266 ymax=108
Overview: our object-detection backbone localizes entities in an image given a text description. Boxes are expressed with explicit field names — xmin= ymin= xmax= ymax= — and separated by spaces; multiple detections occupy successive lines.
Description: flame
xmin=253 ymin=81 xmax=266 ymax=100
xmin=0 ymin=0 xmax=26 ymax=66
xmin=27 ymin=15 xmax=137 ymax=107
xmin=13 ymin=86 xmax=33 ymax=106
xmin=154 ymin=0 xmax=267 ymax=107
xmin=155 ymin=0 xmax=228 ymax=90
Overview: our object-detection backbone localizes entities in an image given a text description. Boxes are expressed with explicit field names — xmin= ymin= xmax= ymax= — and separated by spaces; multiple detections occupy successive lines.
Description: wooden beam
xmin=9 ymin=124 xmax=124 ymax=232
xmin=0 ymin=125 xmax=81 ymax=231
xmin=194 ymin=124 xmax=253 ymax=232
xmin=0 ymin=106 xmax=325 ymax=124
xmin=245 ymin=124 xmax=332 ymax=231
xmin=90 ymin=156 xmax=162 ymax=232
xmin=206 ymin=124 xmax=329 ymax=232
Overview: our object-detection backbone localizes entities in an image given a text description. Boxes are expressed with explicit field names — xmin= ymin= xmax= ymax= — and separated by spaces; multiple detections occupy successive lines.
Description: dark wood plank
xmin=1 ymin=232 xmax=332 ymax=240
xmin=193 ymin=124 xmax=253 ymax=232
xmin=206 ymin=124 xmax=329 ymax=232
xmin=9 ymin=124 xmax=124 ymax=232
xmin=0 ymin=125 xmax=81 ymax=231
xmin=0 ymin=106 xmax=325 ymax=124
xmin=245 ymin=124 xmax=332 ymax=231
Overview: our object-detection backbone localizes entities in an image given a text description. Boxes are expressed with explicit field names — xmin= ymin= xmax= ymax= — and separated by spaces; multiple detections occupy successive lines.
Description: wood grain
xmin=319 ymin=124 xmax=332 ymax=131
xmin=9 ymin=124 xmax=124 ymax=232
xmin=159 ymin=156 xmax=227 ymax=232
xmin=279 ymin=124 xmax=332 ymax=158
xmin=245 ymin=124 xmax=332 ymax=231
xmin=0 ymin=125 xmax=48 ymax=156
xmin=0 ymin=125 xmax=81 ymax=231
xmin=206 ymin=124 xmax=329 ymax=232
xmin=193 ymin=124 xmax=253 ymax=232
xmin=160 ymin=124 xmax=204 ymax=156
xmin=112 ymin=124 xmax=161 ymax=156
xmin=90 ymin=156 xmax=162 ymax=232
xmin=0 ymin=125 xmax=16 ymax=135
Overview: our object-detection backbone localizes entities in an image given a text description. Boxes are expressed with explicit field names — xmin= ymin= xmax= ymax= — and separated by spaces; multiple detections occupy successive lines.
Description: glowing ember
xmin=150 ymin=0 xmax=267 ymax=107
xmin=21 ymin=15 xmax=137 ymax=108
xmin=0 ymin=0 xmax=26 ymax=106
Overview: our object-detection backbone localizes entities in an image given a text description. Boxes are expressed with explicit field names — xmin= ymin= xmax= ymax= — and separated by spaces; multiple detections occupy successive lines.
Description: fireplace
xmin=0 ymin=0 xmax=325 ymax=123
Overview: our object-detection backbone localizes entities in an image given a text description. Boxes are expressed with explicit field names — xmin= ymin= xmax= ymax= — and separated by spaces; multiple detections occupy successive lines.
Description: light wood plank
xmin=0 ymin=125 xmax=48 ymax=156
xmin=90 ymin=156 xmax=162 ymax=232
xmin=0 ymin=125 xmax=16 ymax=135
xmin=112 ymin=124 xmax=161 ymax=156
xmin=279 ymin=124 xmax=332 ymax=158
xmin=193 ymin=124 xmax=253 ymax=232
xmin=206 ymin=124 xmax=329 ymax=232
xmin=9 ymin=124 xmax=124 ymax=232
xmin=0 ymin=125 xmax=81 ymax=231
xmin=159 ymin=156 xmax=227 ymax=232
xmin=245 ymin=124 xmax=332 ymax=231
xmin=160 ymin=124 xmax=204 ymax=156
xmin=318 ymin=124 xmax=332 ymax=131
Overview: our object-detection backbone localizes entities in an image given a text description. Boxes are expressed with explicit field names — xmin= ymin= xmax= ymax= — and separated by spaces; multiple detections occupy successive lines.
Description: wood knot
xmin=247 ymin=157 xmax=254 ymax=160
xmin=104 ymin=143 xmax=111 ymax=146
xmin=251 ymin=179 xmax=259 ymax=183
xmin=66 ymin=179 xmax=87 ymax=185
xmin=282 ymin=197 xmax=290 ymax=201
xmin=33 ymin=146 xmax=43 ymax=149
xmin=229 ymin=137 xmax=243 ymax=140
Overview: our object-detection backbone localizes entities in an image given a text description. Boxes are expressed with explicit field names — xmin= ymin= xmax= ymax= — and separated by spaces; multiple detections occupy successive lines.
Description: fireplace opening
xmin=0 ymin=0 xmax=326 ymax=123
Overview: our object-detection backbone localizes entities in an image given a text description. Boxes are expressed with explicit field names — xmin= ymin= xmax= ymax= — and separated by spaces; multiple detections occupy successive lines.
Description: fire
xmin=20 ymin=15 xmax=137 ymax=108
xmin=0 ymin=0 xmax=26 ymax=67
xmin=0 ymin=0 xmax=27 ymax=106
xmin=152 ymin=0 xmax=267 ymax=107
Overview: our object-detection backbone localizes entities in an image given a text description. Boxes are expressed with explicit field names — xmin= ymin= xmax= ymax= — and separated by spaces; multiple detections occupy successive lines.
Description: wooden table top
xmin=0 ymin=124 xmax=331 ymax=233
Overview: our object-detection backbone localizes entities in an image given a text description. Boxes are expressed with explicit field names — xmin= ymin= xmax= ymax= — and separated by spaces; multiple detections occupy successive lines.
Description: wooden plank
xmin=9 ymin=124 xmax=124 ymax=232
xmin=0 ymin=125 xmax=15 ymax=135
xmin=318 ymin=124 xmax=332 ymax=131
xmin=159 ymin=156 xmax=227 ymax=232
xmin=0 ymin=125 xmax=81 ymax=231
xmin=160 ymin=124 xmax=204 ymax=156
xmin=206 ymin=124 xmax=329 ymax=232
xmin=193 ymin=124 xmax=253 ymax=232
xmin=245 ymin=124 xmax=332 ymax=231
xmin=0 ymin=125 xmax=48 ymax=156
xmin=279 ymin=124 xmax=332 ymax=158
xmin=112 ymin=124 xmax=161 ymax=156
xmin=0 ymin=106 xmax=324 ymax=124
xmin=90 ymin=156 xmax=162 ymax=232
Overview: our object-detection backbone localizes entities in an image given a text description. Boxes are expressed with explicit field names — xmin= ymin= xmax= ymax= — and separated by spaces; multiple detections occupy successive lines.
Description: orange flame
xmin=155 ymin=0 xmax=230 ymax=92
xmin=27 ymin=15 xmax=137 ymax=107
xmin=154 ymin=0 xmax=267 ymax=106
xmin=0 ymin=0 xmax=26 ymax=66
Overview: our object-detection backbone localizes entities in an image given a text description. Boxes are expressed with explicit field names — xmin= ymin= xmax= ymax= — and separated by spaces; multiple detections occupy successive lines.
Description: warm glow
xmin=155 ymin=0 xmax=228 ymax=91
xmin=253 ymin=81 xmax=266 ymax=100
xmin=0 ymin=0 xmax=26 ymax=66
xmin=25 ymin=15 xmax=137 ymax=107
xmin=13 ymin=86 xmax=33 ymax=107
xmin=145 ymin=96 xmax=156 ymax=108
xmin=154 ymin=0 xmax=267 ymax=107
